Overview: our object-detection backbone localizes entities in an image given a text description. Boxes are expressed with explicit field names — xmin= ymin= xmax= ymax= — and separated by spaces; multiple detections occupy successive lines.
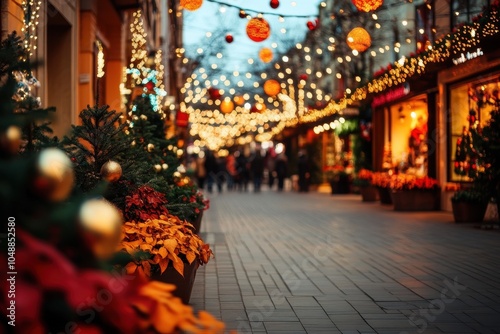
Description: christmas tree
xmin=0 ymin=32 xmax=224 ymax=333
xmin=454 ymin=109 xmax=484 ymax=180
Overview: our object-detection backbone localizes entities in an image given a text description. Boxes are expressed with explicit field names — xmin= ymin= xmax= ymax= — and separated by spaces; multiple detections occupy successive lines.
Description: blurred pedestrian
xmin=226 ymin=152 xmax=237 ymax=191
xmin=297 ymin=150 xmax=310 ymax=192
xmin=235 ymin=150 xmax=250 ymax=191
xmin=250 ymin=150 xmax=265 ymax=192
xmin=275 ymin=153 xmax=288 ymax=192
xmin=195 ymin=151 xmax=207 ymax=189
xmin=266 ymin=148 xmax=276 ymax=189
xmin=204 ymin=150 xmax=218 ymax=194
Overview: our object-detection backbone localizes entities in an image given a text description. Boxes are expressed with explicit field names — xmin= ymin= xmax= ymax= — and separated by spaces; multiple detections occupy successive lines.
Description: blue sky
xmin=182 ymin=0 xmax=324 ymax=73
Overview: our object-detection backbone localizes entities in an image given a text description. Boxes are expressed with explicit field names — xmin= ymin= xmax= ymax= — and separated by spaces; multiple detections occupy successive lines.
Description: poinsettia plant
xmin=119 ymin=214 xmax=213 ymax=277
xmin=353 ymin=169 xmax=374 ymax=187
xmin=390 ymin=175 xmax=439 ymax=191
xmin=124 ymin=185 xmax=169 ymax=222
xmin=165 ymin=180 xmax=209 ymax=222
xmin=372 ymin=172 xmax=394 ymax=188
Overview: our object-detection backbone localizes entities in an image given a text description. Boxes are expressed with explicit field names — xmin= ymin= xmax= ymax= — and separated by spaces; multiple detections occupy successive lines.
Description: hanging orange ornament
xmin=220 ymin=98 xmax=234 ymax=113
xmin=352 ymin=0 xmax=383 ymax=12
xmin=255 ymin=102 xmax=267 ymax=113
xmin=346 ymin=27 xmax=371 ymax=52
xmin=263 ymin=79 xmax=281 ymax=96
xmin=246 ymin=17 xmax=271 ymax=42
xmin=180 ymin=0 xmax=203 ymax=11
xmin=259 ymin=47 xmax=274 ymax=63
xmin=234 ymin=95 xmax=245 ymax=106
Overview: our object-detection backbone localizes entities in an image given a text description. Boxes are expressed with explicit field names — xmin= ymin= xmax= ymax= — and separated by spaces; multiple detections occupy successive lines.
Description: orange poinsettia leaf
xmin=186 ymin=251 xmax=196 ymax=264
xmin=141 ymin=260 xmax=152 ymax=277
xmin=158 ymin=246 xmax=168 ymax=259
xmin=125 ymin=262 xmax=138 ymax=274
xmin=172 ymin=256 xmax=184 ymax=276
xmin=151 ymin=303 xmax=177 ymax=333
xmin=158 ymin=258 xmax=169 ymax=274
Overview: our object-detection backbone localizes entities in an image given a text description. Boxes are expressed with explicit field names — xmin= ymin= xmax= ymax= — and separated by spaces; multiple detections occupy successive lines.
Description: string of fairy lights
xmin=181 ymin=0 xmax=499 ymax=149
xmin=20 ymin=0 xmax=41 ymax=59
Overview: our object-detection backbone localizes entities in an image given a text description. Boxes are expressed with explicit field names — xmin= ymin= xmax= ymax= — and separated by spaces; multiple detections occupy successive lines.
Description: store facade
xmin=438 ymin=40 xmax=500 ymax=211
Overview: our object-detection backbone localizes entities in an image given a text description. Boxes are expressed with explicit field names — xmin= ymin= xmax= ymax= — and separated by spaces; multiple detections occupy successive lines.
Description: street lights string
xmin=204 ymin=0 xmax=319 ymax=18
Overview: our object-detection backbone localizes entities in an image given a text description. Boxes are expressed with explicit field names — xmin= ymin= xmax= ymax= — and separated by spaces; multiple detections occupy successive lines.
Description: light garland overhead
xmin=21 ymin=0 xmax=41 ymax=59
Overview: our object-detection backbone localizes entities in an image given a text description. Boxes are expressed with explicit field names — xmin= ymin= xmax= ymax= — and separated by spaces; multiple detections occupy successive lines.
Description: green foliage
xmin=451 ymin=189 xmax=489 ymax=204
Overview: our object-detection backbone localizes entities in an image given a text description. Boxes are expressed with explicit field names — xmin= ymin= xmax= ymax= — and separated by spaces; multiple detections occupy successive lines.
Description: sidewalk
xmin=190 ymin=189 xmax=500 ymax=334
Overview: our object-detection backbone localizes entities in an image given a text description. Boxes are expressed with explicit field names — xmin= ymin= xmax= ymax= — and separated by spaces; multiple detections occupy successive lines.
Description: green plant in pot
xmin=451 ymin=188 xmax=489 ymax=223
xmin=480 ymin=107 xmax=500 ymax=221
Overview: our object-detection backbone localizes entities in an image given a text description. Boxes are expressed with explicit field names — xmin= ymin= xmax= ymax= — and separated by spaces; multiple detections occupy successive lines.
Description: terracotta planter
xmin=152 ymin=259 xmax=199 ymax=304
xmin=376 ymin=186 xmax=393 ymax=205
xmin=391 ymin=189 xmax=440 ymax=211
xmin=189 ymin=211 xmax=204 ymax=234
xmin=360 ymin=185 xmax=379 ymax=202
xmin=452 ymin=201 xmax=488 ymax=223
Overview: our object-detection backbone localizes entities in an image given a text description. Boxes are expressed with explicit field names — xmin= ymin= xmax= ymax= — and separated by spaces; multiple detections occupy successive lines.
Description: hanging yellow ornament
xmin=259 ymin=47 xmax=274 ymax=63
xmin=220 ymin=98 xmax=235 ymax=113
xmin=180 ymin=0 xmax=203 ymax=11
xmin=263 ymin=79 xmax=281 ymax=96
xmin=0 ymin=125 xmax=22 ymax=155
xmin=346 ymin=27 xmax=371 ymax=52
xmin=79 ymin=198 xmax=123 ymax=260
xmin=100 ymin=160 xmax=122 ymax=182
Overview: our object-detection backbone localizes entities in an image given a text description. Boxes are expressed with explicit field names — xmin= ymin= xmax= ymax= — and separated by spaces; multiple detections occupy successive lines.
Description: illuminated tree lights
xmin=346 ymin=27 xmax=371 ymax=52
xmin=352 ymin=0 xmax=383 ymax=13
xmin=246 ymin=17 xmax=271 ymax=42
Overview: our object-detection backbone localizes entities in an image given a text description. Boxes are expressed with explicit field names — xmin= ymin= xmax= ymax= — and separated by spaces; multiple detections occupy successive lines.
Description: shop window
xmin=450 ymin=0 xmax=488 ymax=28
xmin=448 ymin=74 xmax=500 ymax=182
xmin=387 ymin=96 xmax=429 ymax=176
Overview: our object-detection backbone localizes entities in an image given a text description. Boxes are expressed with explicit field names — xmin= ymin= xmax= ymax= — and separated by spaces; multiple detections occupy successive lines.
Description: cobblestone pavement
xmin=190 ymin=189 xmax=500 ymax=334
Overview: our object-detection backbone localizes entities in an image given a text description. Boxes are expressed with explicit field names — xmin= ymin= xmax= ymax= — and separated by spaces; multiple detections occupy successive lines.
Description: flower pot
xmin=152 ymin=259 xmax=199 ymax=304
xmin=330 ymin=174 xmax=350 ymax=194
xmin=391 ymin=189 xmax=440 ymax=211
xmin=360 ymin=185 xmax=379 ymax=202
xmin=189 ymin=211 xmax=204 ymax=234
xmin=452 ymin=201 xmax=488 ymax=223
xmin=376 ymin=186 xmax=393 ymax=205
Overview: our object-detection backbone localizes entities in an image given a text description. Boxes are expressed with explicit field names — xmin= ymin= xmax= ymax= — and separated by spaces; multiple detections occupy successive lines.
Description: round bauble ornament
xmin=239 ymin=10 xmax=247 ymax=18
xmin=79 ymin=198 xmax=123 ymax=260
xmin=259 ymin=47 xmax=274 ymax=63
xmin=145 ymin=81 xmax=155 ymax=91
xmin=100 ymin=160 xmax=122 ymax=182
xmin=220 ymin=98 xmax=234 ymax=113
xmin=246 ymin=17 xmax=271 ymax=42
xmin=180 ymin=0 xmax=203 ymax=11
xmin=162 ymin=163 xmax=168 ymax=170
xmin=352 ymin=0 xmax=383 ymax=12
xmin=234 ymin=95 xmax=245 ymax=106
xmin=225 ymin=34 xmax=234 ymax=43
xmin=147 ymin=143 xmax=155 ymax=152
xmin=34 ymin=148 xmax=74 ymax=202
xmin=0 ymin=125 xmax=22 ymax=155
xmin=347 ymin=27 xmax=371 ymax=52
xmin=154 ymin=164 xmax=162 ymax=172
xmin=263 ymin=79 xmax=281 ymax=96
xmin=270 ymin=0 xmax=280 ymax=9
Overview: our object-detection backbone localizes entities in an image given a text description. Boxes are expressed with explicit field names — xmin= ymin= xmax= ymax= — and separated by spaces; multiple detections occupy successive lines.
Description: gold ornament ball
xmin=264 ymin=79 xmax=281 ymax=96
xmin=346 ymin=27 xmax=371 ymax=52
xmin=147 ymin=143 xmax=155 ymax=152
xmin=154 ymin=164 xmax=162 ymax=172
xmin=100 ymin=160 xmax=122 ymax=182
xmin=34 ymin=148 xmax=75 ymax=202
xmin=0 ymin=125 xmax=22 ymax=155
xmin=162 ymin=163 xmax=168 ymax=170
xmin=79 ymin=198 xmax=123 ymax=260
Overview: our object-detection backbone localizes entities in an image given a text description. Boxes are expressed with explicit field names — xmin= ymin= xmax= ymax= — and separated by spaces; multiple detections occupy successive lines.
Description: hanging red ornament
xmin=352 ymin=0 xmax=383 ymax=12
xmin=299 ymin=74 xmax=308 ymax=81
xmin=145 ymin=81 xmax=155 ymax=91
xmin=306 ymin=19 xmax=319 ymax=31
xmin=208 ymin=87 xmax=222 ymax=100
xmin=270 ymin=0 xmax=280 ymax=9
xmin=246 ymin=17 xmax=271 ymax=42
xmin=225 ymin=34 xmax=234 ymax=43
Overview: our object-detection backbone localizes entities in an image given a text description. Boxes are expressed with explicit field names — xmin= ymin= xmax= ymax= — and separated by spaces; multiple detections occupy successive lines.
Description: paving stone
xmin=192 ymin=190 xmax=500 ymax=333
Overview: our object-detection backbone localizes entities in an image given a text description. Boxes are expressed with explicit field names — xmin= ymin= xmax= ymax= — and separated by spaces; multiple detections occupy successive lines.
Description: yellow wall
xmin=1 ymin=0 xmax=24 ymax=38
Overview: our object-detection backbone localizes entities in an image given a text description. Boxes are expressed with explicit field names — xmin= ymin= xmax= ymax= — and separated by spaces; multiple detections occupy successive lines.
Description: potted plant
xmin=326 ymin=164 xmax=351 ymax=194
xmin=119 ymin=215 xmax=213 ymax=304
xmin=451 ymin=188 xmax=489 ymax=223
xmin=353 ymin=169 xmax=379 ymax=202
xmin=121 ymin=185 xmax=213 ymax=304
xmin=390 ymin=175 xmax=440 ymax=211
xmin=372 ymin=172 xmax=393 ymax=204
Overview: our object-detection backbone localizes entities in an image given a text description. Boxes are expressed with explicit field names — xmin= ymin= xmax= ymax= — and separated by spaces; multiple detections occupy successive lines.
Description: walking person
xmin=204 ymin=150 xmax=218 ymax=194
xmin=266 ymin=148 xmax=276 ymax=190
xmin=235 ymin=150 xmax=250 ymax=191
xmin=250 ymin=150 xmax=265 ymax=192
xmin=275 ymin=152 xmax=288 ymax=192
xmin=195 ymin=151 xmax=207 ymax=190
xmin=297 ymin=150 xmax=310 ymax=192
